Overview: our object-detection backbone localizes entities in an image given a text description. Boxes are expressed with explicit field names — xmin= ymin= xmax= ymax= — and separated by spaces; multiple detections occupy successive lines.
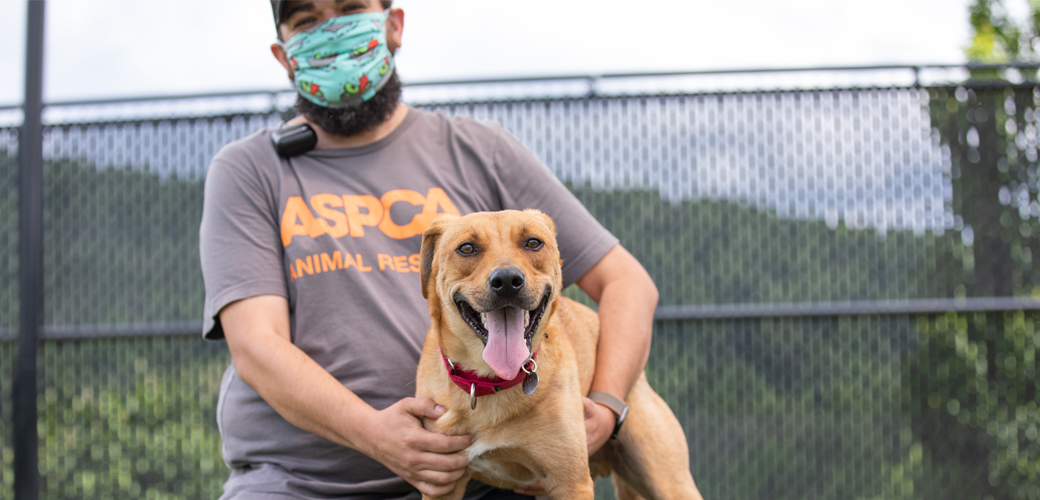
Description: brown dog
xmin=416 ymin=210 xmax=702 ymax=500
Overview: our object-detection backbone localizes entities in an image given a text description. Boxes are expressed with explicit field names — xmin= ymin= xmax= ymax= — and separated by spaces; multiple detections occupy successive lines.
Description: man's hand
xmin=355 ymin=397 xmax=473 ymax=497
xmin=583 ymin=397 xmax=615 ymax=455
xmin=513 ymin=397 xmax=615 ymax=496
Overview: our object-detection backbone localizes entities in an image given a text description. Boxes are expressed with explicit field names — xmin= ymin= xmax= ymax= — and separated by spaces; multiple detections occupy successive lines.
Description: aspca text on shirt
xmin=280 ymin=187 xmax=459 ymax=282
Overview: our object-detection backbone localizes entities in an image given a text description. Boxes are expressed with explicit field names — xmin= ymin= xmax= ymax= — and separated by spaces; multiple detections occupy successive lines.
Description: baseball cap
xmin=271 ymin=1 xmax=392 ymax=32
xmin=270 ymin=0 xmax=287 ymax=31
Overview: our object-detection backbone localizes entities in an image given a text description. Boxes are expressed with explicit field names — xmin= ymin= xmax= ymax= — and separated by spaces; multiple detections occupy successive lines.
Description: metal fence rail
xmin=5 ymin=67 xmax=1040 ymax=499
xmin=5 ymin=62 xmax=1040 ymax=113
xmin=5 ymin=297 xmax=1040 ymax=342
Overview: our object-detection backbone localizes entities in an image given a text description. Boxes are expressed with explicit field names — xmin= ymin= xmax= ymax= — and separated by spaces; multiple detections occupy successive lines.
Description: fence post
xmin=15 ymin=0 xmax=45 ymax=499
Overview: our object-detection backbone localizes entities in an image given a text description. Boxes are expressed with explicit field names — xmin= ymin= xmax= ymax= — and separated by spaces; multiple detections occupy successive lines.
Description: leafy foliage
xmin=36 ymin=338 xmax=228 ymax=500
xmin=907 ymin=312 xmax=1040 ymax=499
xmin=894 ymin=84 xmax=1040 ymax=500
xmin=966 ymin=0 xmax=1040 ymax=79
xmin=968 ymin=0 xmax=1026 ymax=63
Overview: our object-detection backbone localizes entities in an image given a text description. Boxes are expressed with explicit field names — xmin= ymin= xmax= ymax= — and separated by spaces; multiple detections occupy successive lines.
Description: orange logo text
xmin=281 ymin=188 xmax=460 ymax=246
xmin=290 ymin=251 xmax=421 ymax=282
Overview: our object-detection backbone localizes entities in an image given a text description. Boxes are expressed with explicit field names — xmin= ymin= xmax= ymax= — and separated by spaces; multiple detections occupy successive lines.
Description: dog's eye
xmin=524 ymin=238 xmax=543 ymax=250
xmin=457 ymin=243 xmax=477 ymax=255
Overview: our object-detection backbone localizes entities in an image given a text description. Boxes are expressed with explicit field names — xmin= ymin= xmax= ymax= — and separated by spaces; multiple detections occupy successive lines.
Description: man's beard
xmin=294 ymin=71 xmax=403 ymax=137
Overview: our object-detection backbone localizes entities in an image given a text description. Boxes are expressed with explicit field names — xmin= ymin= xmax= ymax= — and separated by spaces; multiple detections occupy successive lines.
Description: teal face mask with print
xmin=282 ymin=12 xmax=395 ymax=108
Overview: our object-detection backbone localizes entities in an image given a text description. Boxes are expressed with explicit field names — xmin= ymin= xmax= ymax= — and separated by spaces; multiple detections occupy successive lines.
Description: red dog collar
xmin=441 ymin=348 xmax=538 ymax=408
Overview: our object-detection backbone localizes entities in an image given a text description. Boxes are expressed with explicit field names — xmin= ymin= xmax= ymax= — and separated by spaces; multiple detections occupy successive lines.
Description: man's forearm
xmin=588 ymin=277 xmax=656 ymax=398
xmin=221 ymin=295 xmax=376 ymax=453
xmin=577 ymin=245 xmax=658 ymax=399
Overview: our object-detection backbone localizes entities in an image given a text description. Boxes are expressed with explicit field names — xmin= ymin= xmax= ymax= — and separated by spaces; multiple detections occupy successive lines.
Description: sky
xmin=0 ymin=0 xmax=974 ymax=106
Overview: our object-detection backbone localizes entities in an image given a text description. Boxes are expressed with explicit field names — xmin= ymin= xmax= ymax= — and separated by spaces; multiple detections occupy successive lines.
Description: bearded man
xmin=199 ymin=1 xmax=660 ymax=498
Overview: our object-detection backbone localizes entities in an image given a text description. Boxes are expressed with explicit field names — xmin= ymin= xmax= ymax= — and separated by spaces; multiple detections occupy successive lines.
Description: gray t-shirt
xmin=199 ymin=108 xmax=618 ymax=498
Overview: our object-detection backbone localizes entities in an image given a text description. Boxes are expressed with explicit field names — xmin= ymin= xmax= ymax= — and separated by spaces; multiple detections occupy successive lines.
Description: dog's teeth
xmin=524 ymin=310 xmax=530 ymax=328
xmin=481 ymin=313 xmax=488 ymax=329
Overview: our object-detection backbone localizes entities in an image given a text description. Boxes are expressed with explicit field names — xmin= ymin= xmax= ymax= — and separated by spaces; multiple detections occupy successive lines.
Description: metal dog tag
xmin=522 ymin=372 xmax=539 ymax=395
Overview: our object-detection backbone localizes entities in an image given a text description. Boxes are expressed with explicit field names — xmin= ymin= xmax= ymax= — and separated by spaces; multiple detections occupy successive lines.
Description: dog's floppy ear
xmin=420 ymin=215 xmax=456 ymax=299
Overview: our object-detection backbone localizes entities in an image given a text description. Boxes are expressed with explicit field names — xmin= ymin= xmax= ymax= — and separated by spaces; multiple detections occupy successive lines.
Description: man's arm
xmin=577 ymin=245 xmax=657 ymax=454
xmin=577 ymin=244 xmax=657 ymax=398
xmin=220 ymin=294 xmax=471 ymax=497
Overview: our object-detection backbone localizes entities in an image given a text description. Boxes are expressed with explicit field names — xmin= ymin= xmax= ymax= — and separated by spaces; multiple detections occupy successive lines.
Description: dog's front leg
xmin=529 ymin=402 xmax=595 ymax=500
xmin=539 ymin=465 xmax=595 ymax=500
xmin=422 ymin=468 xmax=473 ymax=500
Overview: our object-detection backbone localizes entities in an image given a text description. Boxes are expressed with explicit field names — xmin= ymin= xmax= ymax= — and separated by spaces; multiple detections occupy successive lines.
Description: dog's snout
xmin=489 ymin=267 xmax=525 ymax=297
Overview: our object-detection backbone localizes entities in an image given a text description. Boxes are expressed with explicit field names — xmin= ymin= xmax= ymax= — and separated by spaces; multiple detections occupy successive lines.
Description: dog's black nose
xmin=489 ymin=267 xmax=525 ymax=297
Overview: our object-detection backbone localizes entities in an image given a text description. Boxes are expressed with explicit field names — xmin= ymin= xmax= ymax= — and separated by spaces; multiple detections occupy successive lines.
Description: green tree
xmin=967 ymin=0 xmax=1040 ymax=78
xmin=968 ymin=0 xmax=1026 ymax=63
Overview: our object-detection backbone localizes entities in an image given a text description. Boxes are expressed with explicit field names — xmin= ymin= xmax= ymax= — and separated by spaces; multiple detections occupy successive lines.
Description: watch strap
xmin=588 ymin=391 xmax=629 ymax=439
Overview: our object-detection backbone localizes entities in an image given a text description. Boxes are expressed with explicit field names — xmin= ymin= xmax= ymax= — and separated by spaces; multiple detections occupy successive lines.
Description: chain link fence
xmin=4 ymin=68 xmax=1040 ymax=498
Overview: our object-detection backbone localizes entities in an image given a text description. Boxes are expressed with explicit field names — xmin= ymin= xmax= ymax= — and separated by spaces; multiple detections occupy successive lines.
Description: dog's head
xmin=420 ymin=210 xmax=562 ymax=381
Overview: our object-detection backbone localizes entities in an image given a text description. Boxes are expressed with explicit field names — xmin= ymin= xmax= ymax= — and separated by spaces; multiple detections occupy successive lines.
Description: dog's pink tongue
xmin=482 ymin=306 xmax=529 ymax=380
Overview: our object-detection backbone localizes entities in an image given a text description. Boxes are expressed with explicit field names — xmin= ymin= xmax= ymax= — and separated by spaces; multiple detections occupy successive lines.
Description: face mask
xmin=282 ymin=11 xmax=396 ymax=108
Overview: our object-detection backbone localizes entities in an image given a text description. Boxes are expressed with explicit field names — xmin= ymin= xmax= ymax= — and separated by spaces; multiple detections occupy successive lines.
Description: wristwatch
xmin=588 ymin=391 xmax=629 ymax=440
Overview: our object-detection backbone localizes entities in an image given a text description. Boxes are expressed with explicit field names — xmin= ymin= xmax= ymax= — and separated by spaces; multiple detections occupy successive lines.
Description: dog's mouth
xmin=455 ymin=290 xmax=550 ymax=346
xmin=454 ymin=290 xmax=550 ymax=380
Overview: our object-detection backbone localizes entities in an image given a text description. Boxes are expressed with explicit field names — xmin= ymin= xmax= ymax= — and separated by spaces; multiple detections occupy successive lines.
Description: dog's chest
xmin=466 ymin=440 xmax=537 ymax=486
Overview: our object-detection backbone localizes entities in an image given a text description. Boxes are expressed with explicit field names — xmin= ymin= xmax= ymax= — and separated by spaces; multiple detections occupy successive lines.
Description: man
xmin=198 ymin=1 xmax=659 ymax=498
